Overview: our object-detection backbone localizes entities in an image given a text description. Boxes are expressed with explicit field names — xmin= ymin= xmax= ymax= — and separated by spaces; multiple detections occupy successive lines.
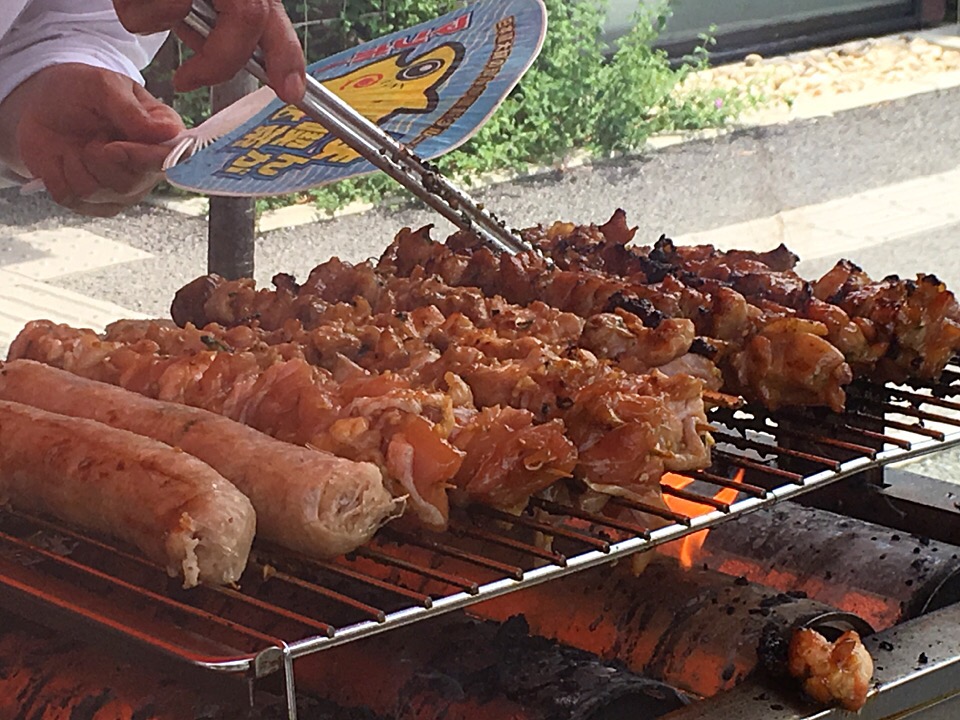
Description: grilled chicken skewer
xmin=104 ymin=310 xmax=711 ymax=510
xmin=379 ymin=222 xmax=852 ymax=411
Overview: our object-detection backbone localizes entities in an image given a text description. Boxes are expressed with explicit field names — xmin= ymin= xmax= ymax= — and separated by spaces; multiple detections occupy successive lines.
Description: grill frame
xmin=2 ymin=369 xmax=960 ymax=719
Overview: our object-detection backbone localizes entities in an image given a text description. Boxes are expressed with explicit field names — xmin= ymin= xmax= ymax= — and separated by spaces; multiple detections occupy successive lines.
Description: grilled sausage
xmin=0 ymin=360 xmax=402 ymax=558
xmin=0 ymin=399 xmax=255 ymax=587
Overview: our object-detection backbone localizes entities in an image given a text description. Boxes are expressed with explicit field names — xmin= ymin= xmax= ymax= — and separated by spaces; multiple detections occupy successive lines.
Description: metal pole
xmin=207 ymin=72 xmax=258 ymax=279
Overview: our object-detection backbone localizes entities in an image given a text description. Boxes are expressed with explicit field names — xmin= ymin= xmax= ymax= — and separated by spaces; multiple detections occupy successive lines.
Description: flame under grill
xmin=2 ymin=367 xmax=960 ymax=717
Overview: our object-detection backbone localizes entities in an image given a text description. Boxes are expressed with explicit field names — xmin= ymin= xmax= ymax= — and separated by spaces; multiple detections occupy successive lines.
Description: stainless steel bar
xmin=838 ymin=421 xmax=914 ymax=449
xmin=849 ymin=410 xmax=946 ymax=441
xmin=467 ymin=505 xmax=612 ymax=551
xmin=0 ymin=563 xmax=258 ymax=672
xmin=607 ymin=496 xmax=693 ymax=526
xmin=302 ymin=561 xmax=434 ymax=609
xmin=381 ymin=530 xmax=525 ymax=581
xmin=0 ymin=531 xmax=283 ymax=649
xmin=448 ymin=521 xmax=568 ymax=566
xmin=5 ymin=510 xmax=337 ymax=636
xmin=528 ymin=497 xmax=654 ymax=538
xmin=712 ymin=449 xmax=805 ymax=482
xmin=711 ymin=428 xmax=841 ymax=470
xmin=880 ymin=385 xmax=960 ymax=412
xmin=255 ymin=548 xmax=435 ymax=608
xmin=184 ymin=0 xmax=531 ymax=256
xmin=18 ymin=531 xmax=334 ymax=642
xmin=762 ymin=421 xmax=879 ymax=457
xmin=662 ymin=485 xmax=733 ymax=512
xmin=690 ymin=470 xmax=768 ymax=498
xmin=874 ymin=400 xmax=960 ymax=428
xmin=354 ymin=546 xmax=480 ymax=595
xmin=263 ymin=569 xmax=385 ymax=624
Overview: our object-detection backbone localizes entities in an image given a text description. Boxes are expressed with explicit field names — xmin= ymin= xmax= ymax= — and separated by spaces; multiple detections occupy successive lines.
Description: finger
xmin=258 ymin=3 xmax=306 ymax=103
xmin=131 ymin=83 xmax=186 ymax=138
xmin=113 ymin=0 xmax=192 ymax=34
xmin=61 ymin=152 xmax=103 ymax=202
xmin=98 ymin=81 xmax=184 ymax=144
xmin=63 ymin=200 xmax=129 ymax=218
xmin=81 ymin=142 xmax=162 ymax=196
xmin=173 ymin=23 xmax=205 ymax=55
xmin=22 ymin=143 xmax=73 ymax=207
xmin=173 ymin=0 xmax=270 ymax=92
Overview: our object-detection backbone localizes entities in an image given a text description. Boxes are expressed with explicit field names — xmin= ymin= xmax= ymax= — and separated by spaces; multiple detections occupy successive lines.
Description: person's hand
xmin=0 ymin=64 xmax=185 ymax=216
xmin=112 ymin=0 xmax=307 ymax=104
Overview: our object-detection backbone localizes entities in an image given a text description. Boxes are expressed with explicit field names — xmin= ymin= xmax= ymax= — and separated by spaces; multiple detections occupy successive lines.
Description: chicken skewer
xmin=171 ymin=256 xmax=717 ymax=387
xmin=108 ymin=297 xmax=712 ymax=510
xmin=378 ymin=223 xmax=853 ymax=410
xmin=543 ymin=212 xmax=960 ymax=383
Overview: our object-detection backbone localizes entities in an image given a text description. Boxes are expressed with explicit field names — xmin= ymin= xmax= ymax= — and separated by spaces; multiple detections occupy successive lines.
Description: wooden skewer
xmin=703 ymin=389 xmax=745 ymax=409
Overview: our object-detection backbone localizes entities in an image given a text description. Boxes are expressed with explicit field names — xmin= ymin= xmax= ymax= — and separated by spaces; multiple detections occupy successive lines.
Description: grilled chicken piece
xmin=172 ymin=259 xmax=697 ymax=378
xmin=597 ymin=229 xmax=958 ymax=383
xmin=641 ymin=237 xmax=892 ymax=374
xmin=788 ymin=628 xmax=873 ymax=712
xmin=109 ymin=316 xmax=582 ymax=507
xmin=814 ymin=260 xmax=960 ymax=380
xmin=116 ymin=301 xmax=711 ymax=508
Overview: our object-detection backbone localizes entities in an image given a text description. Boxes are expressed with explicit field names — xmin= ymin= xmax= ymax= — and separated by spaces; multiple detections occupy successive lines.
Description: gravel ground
xmin=686 ymin=33 xmax=960 ymax=106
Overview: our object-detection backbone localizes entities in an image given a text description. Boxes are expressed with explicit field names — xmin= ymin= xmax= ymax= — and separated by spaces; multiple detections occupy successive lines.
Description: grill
xmin=2 ymin=363 xmax=960 ymax=719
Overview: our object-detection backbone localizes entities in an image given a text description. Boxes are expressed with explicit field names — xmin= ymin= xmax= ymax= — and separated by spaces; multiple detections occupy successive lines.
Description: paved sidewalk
xmin=675 ymin=164 xmax=960 ymax=282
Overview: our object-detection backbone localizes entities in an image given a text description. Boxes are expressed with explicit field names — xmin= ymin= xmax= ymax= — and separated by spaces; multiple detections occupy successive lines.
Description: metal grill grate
xmin=2 ymin=366 xmax=960 ymax=718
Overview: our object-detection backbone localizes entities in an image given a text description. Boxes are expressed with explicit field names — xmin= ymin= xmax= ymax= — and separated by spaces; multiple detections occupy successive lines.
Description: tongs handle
xmin=184 ymin=0 xmax=532 ymax=256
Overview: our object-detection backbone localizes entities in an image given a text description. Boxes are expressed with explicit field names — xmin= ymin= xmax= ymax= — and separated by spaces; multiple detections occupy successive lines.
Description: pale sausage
xmin=0 ymin=400 xmax=255 ymax=587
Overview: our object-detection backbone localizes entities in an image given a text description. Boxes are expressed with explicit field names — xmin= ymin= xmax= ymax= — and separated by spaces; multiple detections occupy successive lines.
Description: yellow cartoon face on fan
xmin=316 ymin=44 xmax=463 ymax=164
xmin=222 ymin=43 xmax=463 ymax=175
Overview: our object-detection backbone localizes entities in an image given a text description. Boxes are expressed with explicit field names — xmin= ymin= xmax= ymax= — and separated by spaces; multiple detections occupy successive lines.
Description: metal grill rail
xmin=2 ymin=368 xmax=960 ymax=718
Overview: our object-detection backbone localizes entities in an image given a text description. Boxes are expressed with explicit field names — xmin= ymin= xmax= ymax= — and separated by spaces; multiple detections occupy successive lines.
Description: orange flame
xmin=660 ymin=470 xmax=744 ymax=569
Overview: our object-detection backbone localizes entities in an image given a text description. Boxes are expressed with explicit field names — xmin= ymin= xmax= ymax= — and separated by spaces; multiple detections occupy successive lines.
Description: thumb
xmin=100 ymin=79 xmax=184 ymax=144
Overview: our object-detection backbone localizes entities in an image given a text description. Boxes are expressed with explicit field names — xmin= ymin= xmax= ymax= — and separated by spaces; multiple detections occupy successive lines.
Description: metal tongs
xmin=183 ymin=0 xmax=531 ymax=255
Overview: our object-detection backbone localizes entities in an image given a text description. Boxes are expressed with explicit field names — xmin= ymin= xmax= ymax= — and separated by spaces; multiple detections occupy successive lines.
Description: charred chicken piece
xmin=606 ymin=231 xmax=960 ymax=383
xmin=788 ymin=628 xmax=874 ymax=712
xmin=814 ymin=260 xmax=960 ymax=381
